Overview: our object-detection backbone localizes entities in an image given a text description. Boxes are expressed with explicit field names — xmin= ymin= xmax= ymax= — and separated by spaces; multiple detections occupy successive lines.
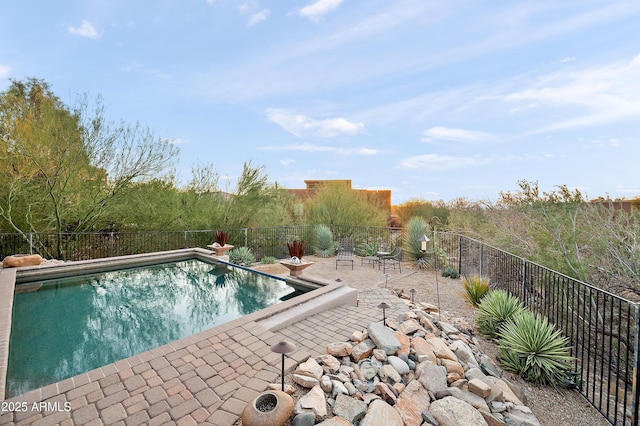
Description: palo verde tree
xmin=0 ymin=78 xmax=178 ymax=257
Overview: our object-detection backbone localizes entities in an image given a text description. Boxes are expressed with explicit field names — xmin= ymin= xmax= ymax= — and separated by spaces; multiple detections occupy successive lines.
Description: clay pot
xmin=241 ymin=391 xmax=294 ymax=426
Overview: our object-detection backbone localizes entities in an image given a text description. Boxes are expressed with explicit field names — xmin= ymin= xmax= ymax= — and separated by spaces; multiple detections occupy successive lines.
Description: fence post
xmin=184 ymin=231 xmax=188 ymax=249
xmin=244 ymin=228 xmax=248 ymax=247
xmin=632 ymin=304 xmax=640 ymax=426
xmin=479 ymin=243 xmax=483 ymax=278
xmin=458 ymin=235 xmax=462 ymax=275
xmin=522 ymin=259 xmax=527 ymax=306
xmin=29 ymin=233 xmax=33 ymax=255
xmin=109 ymin=232 xmax=114 ymax=257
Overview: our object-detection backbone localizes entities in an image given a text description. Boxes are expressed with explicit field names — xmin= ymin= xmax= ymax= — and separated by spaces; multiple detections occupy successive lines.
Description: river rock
xmin=327 ymin=342 xmax=353 ymax=357
xmin=360 ymin=399 xmax=404 ymax=426
xmin=379 ymin=364 xmax=402 ymax=384
xmin=367 ymin=323 xmax=401 ymax=355
xmin=292 ymin=411 xmax=316 ymax=426
xmin=387 ymin=356 xmax=410 ymax=375
xmin=320 ymin=354 xmax=342 ymax=374
xmin=331 ymin=380 xmax=349 ymax=398
xmin=320 ymin=375 xmax=333 ymax=392
xmin=359 ymin=360 xmax=377 ymax=380
xmin=296 ymin=358 xmax=324 ymax=380
xmin=352 ymin=339 xmax=377 ymax=362
xmin=293 ymin=374 xmax=320 ymax=388
xmin=398 ymin=319 xmax=421 ymax=335
xmin=429 ymin=396 xmax=489 ymax=426
xmin=394 ymin=331 xmax=410 ymax=356
xmin=502 ymin=405 xmax=541 ymax=426
xmin=416 ymin=362 xmax=448 ymax=394
xmin=450 ymin=340 xmax=479 ymax=368
xmin=427 ymin=337 xmax=457 ymax=361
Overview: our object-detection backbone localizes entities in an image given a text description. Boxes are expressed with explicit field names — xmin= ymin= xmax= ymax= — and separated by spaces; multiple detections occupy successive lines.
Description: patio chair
xmin=336 ymin=238 xmax=355 ymax=270
xmin=380 ymin=246 xmax=402 ymax=274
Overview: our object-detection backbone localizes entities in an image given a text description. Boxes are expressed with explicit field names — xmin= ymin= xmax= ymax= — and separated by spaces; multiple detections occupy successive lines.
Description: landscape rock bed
xmin=276 ymin=301 xmax=541 ymax=426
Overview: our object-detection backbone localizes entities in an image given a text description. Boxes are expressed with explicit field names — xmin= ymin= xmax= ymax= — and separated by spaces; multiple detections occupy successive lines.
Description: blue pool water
xmin=6 ymin=259 xmax=295 ymax=397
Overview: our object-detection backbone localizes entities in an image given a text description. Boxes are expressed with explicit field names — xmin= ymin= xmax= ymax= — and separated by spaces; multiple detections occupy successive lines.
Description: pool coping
xmin=0 ymin=248 xmax=354 ymax=401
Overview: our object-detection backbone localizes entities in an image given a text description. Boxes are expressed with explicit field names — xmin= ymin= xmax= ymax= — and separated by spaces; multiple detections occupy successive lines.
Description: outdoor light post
xmin=271 ymin=341 xmax=296 ymax=392
xmin=419 ymin=231 xmax=441 ymax=313
xmin=419 ymin=234 xmax=429 ymax=252
xmin=378 ymin=302 xmax=390 ymax=326
xmin=410 ymin=288 xmax=416 ymax=303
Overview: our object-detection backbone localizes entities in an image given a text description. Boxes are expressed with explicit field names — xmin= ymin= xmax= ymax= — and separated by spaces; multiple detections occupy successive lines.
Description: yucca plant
xmin=287 ymin=240 xmax=306 ymax=259
xmin=261 ymin=256 xmax=276 ymax=264
xmin=312 ymin=224 xmax=338 ymax=258
xmin=228 ymin=246 xmax=256 ymax=266
xmin=498 ymin=310 xmax=574 ymax=386
xmin=462 ymin=275 xmax=489 ymax=307
xmin=476 ymin=289 xmax=524 ymax=339
xmin=402 ymin=216 xmax=431 ymax=269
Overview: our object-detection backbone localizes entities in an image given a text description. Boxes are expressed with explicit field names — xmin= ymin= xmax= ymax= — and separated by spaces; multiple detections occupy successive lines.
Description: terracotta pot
xmin=241 ymin=391 xmax=294 ymax=426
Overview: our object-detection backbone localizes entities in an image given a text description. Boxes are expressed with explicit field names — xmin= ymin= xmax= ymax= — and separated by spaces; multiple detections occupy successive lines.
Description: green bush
xmin=498 ymin=310 xmax=573 ymax=385
xmin=228 ymin=246 xmax=256 ymax=266
xmin=441 ymin=266 xmax=460 ymax=279
xmin=313 ymin=224 xmax=338 ymax=257
xmin=356 ymin=241 xmax=379 ymax=257
xmin=261 ymin=256 xmax=276 ymax=264
xmin=476 ymin=289 xmax=524 ymax=339
xmin=402 ymin=216 xmax=431 ymax=269
xmin=462 ymin=275 xmax=489 ymax=307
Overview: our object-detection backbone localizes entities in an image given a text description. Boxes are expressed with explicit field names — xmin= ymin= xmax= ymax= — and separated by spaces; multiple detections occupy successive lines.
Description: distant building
xmin=287 ymin=179 xmax=392 ymax=214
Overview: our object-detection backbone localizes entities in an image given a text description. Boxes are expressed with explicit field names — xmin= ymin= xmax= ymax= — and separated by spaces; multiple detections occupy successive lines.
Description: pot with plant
xmin=207 ymin=230 xmax=235 ymax=256
xmin=280 ymin=240 xmax=313 ymax=276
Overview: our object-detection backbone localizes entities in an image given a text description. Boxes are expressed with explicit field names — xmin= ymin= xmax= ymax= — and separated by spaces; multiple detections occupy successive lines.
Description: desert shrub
xmin=498 ymin=310 xmax=573 ymax=385
xmin=476 ymin=289 xmax=524 ymax=339
xmin=313 ymin=224 xmax=338 ymax=257
xmin=356 ymin=241 xmax=379 ymax=257
xmin=441 ymin=266 xmax=460 ymax=279
xmin=228 ymin=246 xmax=256 ymax=266
xmin=403 ymin=216 xmax=431 ymax=269
xmin=462 ymin=275 xmax=489 ymax=307
xmin=261 ymin=256 xmax=276 ymax=264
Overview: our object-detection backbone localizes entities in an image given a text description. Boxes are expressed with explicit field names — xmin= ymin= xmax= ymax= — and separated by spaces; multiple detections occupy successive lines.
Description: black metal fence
xmin=1 ymin=228 xmax=638 ymax=424
xmin=437 ymin=233 xmax=638 ymax=426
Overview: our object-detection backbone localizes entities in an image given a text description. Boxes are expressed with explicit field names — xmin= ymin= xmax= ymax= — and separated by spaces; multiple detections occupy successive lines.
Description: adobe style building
xmin=287 ymin=180 xmax=392 ymax=215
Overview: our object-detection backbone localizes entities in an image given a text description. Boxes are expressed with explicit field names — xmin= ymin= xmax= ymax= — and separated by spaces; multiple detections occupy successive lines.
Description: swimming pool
xmin=6 ymin=257 xmax=295 ymax=397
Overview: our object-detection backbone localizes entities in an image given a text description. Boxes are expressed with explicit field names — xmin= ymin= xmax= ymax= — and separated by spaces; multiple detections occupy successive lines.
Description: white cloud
xmin=247 ymin=9 xmax=270 ymax=27
xmin=0 ymin=64 xmax=10 ymax=79
xmin=68 ymin=20 xmax=101 ymax=39
xmin=258 ymin=142 xmax=377 ymax=156
xmin=397 ymin=154 xmax=489 ymax=172
xmin=168 ymin=138 xmax=188 ymax=145
xmin=422 ymin=126 xmax=494 ymax=143
xmin=266 ymin=108 xmax=364 ymax=138
xmin=280 ymin=159 xmax=295 ymax=166
xmin=297 ymin=0 xmax=343 ymax=22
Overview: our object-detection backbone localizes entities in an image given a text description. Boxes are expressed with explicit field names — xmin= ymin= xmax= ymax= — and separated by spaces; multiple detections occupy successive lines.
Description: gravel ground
xmin=254 ymin=257 xmax=613 ymax=426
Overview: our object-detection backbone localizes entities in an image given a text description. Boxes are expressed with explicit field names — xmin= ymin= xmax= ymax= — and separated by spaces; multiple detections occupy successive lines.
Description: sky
xmin=1 ymin=0 xmax=639 ymax=205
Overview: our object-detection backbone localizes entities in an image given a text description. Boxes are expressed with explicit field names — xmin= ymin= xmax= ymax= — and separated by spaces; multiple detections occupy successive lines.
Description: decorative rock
xmin=2 ymin=254 xmax=43 ymax=268
xmin=465 ymin=367 xmax=487 ymax=382
xmin=373 ymin=349 xmax=387 ymax=362
xmin=439 ymin=321 xmax=460 ymax=335
xmin=489 ymin=401 xmax=507 ymax=413
xmin=416 ymin=362 xmax=448 ymax=394
xmin=375 ymin=382 xmax=398 ymax=404
xmin=296 ymin=358 xmax=324 ymax=380
xmin=427 ymin=338 xmax=457 ymax=361
xmin=331 ymin=380 xmax=349 ymax=397
xmin=367 ymin=323 xmax=401 ymax=355
xmin=394 ymin=379 xmax=431 ymax=426
xmin=352 ymin=330 xmax=367 ymax=343
xmin=429 ymin=396 xmax=488 ymax=426
xmin=450 ymin=340 xmax=479 ymax=368
xmin=292 ymin=411 xmax=317 ymax=426
xmin=482 ymin=377 xmax=523 ymax=406
xmin=316 ymin=417 xmax=353 ymax=426
xmin=320 ymin=354 xmax=342 ymax=374
xmin=480 ymin=354 xmax=502 ymax=378
xmin=352 ymin=364 xmax=365 ymax=381
xmin=293 ymin=374 xmax=320 ymax=388
xmin=502 ymin=405 xmax=541 ymax=426
xmin=363 ymin=393 xmax=381 ymax=405
xmin=468 ymin=378 xmax=492 ymax=398
xmin=394 ymin=331 xmax=410 ymax=356
xmin=411 ymin=337 xmax=437 ymax=363
xmin=441 ymin=359 xmax=464 ymax=377
xmin=351 ymin=339 xmax=377 ymax=362
xmin=344 ymin=381 xmax=357 ymax=396
xmin=242 ymin=391 xmax=295 ymax=426
xmin=422 ymin=408 xmax=440 ymax=426
xmin=398 ymin=319 xmax=422 ymax=335
xmin=379 ymin=365 xmax=402 ymax=384
xmin=268 ymin=383 xmax=296 ymax=394
xmin=295 ymin=385 xmax=327 ymax=420
xmin=333 ymin=393 xmax=367 ymax=424
xmin=359 ymin=360 xmax=377 ymax=380
xmin=479 ymin=409 xmax=507 ymax=426
xmin=360 ymin=399 xmax=404 ymax=426
xmin=419 ymin=302 xmax=439 ymax=312
xmin=447 ymin=387 xmax=490 ymax=412
xmin=321 ymin=375 xmax=333 ymax=393
xmin=387 ymin=356 xmax=410 ymax=375
xmin=327 ymin=342 xmax=353 ymax=357
xmin=392 ymin=382 xmax=405 ymax=394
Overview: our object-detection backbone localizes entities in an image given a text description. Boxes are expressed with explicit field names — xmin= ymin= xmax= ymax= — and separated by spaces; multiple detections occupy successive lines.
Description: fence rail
xmin=1 ymin=228 xmax=638 ymax=424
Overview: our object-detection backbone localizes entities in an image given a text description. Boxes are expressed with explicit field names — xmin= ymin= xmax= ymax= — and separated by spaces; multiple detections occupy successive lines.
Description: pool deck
xmin=0 ymin=255 xmax=416 ymax=426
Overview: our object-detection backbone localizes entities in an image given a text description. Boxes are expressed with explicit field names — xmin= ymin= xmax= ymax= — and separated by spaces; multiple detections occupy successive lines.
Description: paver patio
xmin=0 ymin=257 xmax=411 ymax=426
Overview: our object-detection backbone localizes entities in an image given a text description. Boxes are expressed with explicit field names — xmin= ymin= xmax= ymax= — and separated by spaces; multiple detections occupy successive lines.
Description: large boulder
xmin=360 ymin=399 xmax=404 ymax=426
xmin=429 ymin=396 xmax=488 ymax=426
xmin=2 ymin=254 xmax=43 ymax=268
xmin=367 ymin=323 xmax=401 ymax=355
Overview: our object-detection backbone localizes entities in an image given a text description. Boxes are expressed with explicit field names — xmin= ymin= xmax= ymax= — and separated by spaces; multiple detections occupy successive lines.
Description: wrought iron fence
xmin=1 ymin=227 xmax=638 ymax=424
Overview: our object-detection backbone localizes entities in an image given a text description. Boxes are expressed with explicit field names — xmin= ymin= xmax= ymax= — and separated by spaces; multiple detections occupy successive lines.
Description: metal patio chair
xmin=336 ymin=238 xmax=355 ymax=270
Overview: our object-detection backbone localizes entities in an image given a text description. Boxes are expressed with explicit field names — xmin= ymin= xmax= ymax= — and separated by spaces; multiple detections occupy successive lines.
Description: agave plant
xmin=228 ymin=246 xmax=256 ymax=266
xmin=462 ymin=275 xmax=489 ymax=307
xmin=287 ymin=240 xmax=306 ymax=259
xmin=215 ymin=230 xmax=229 ymax=246
xmin=312 ymin=224 xmax=338 ymax=258
xmin=498 ymin=310 xmax=574 ymax=386
xmin=476 ymin=289 xmax=524 ymax=339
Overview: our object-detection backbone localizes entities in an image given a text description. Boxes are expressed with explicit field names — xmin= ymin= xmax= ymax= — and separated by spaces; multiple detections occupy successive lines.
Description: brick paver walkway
xmin=0 ymin=259 xmax=409 ymax=426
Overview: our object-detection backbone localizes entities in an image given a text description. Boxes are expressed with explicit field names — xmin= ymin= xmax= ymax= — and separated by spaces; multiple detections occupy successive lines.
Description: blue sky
xmin=1 ymin=0 xmax=639 ymax=204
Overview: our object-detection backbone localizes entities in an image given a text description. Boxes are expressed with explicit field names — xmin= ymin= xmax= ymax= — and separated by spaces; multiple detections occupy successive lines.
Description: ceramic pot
xmin=241 ymin=391 xmax=294 ymax=426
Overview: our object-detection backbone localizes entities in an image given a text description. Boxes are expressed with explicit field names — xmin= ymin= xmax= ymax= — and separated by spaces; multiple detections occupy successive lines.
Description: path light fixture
xmin=410 ymin=288 xmax=416 ymax=303
xmin=419 ymin=234 xmax=430 ymax=252
xmin=271 ymin=341 xmax=296 ymax=392
xmin=378 ymin=302 xmax=390 ymax=326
